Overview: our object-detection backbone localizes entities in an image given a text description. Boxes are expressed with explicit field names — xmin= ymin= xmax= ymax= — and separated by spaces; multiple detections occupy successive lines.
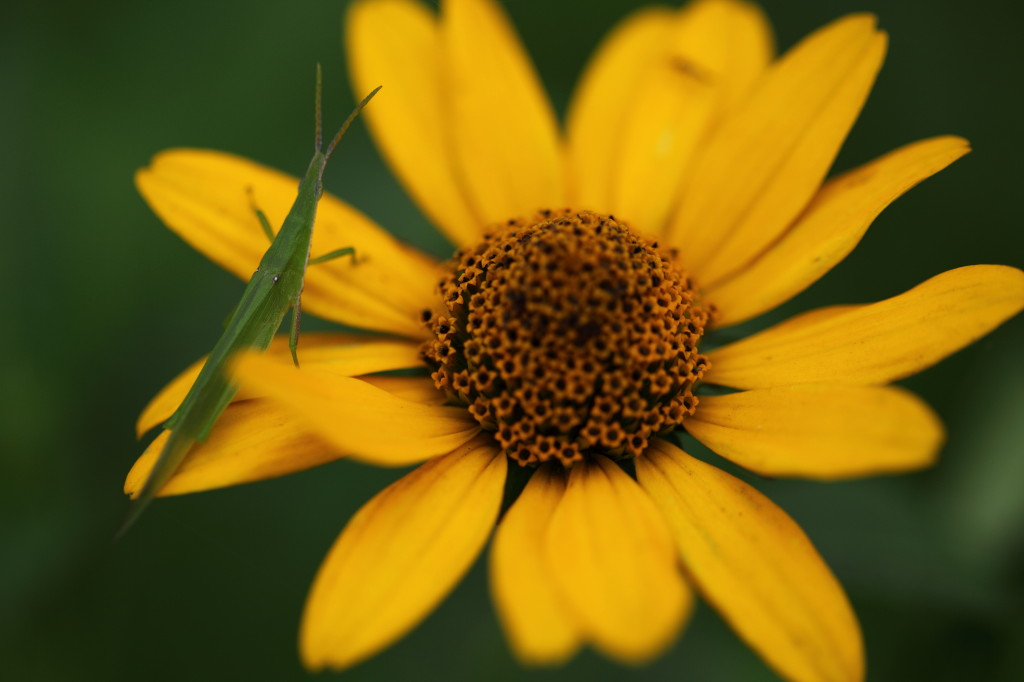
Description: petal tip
xmin=932 ymin=135 xmax=972 ymax=161
xmin=841 ymin=12 xmax=879 ymax=31
xmin=123 ymin=461 xmax=144 ymax=497
xmin=947 ymin=134 xmax=971 ymax=150
xmin=297 ymin=639 xmax=329 ymax=674
xmin=133 ymin=166 xmax=150 ymax=187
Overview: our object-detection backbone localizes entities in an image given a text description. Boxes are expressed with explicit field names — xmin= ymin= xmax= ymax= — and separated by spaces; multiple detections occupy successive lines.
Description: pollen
xmin=421 ymin=209 xmax=711 ymax=467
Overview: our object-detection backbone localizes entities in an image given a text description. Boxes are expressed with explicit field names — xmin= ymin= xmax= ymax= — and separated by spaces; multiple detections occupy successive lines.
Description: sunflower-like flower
xmin=126 ymin=0 xmax=1024 ymax=679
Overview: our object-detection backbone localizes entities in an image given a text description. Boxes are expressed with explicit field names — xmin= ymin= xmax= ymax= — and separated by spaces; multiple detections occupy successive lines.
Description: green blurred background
xmin=3 ymin=0 xmax=1022 ymax=679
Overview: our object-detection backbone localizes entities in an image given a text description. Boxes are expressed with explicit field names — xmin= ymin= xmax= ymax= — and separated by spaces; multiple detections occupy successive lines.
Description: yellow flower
xmin=126 ymin=0 xmax=1024 ymax=679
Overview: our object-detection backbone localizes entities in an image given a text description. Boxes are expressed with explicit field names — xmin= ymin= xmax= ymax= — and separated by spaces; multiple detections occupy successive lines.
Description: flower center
xmin=421 ymin=209 xmax=710 ymax=467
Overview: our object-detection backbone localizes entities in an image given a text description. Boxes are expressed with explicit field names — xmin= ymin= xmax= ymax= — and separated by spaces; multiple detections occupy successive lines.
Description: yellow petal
xmin=708 ymin=136 xmax=970 ymax=327
xmin=755 ymin=303 xmax=859 ymax=334
xmin=135 ymin=149 xmax=438 ymax=338
xmin=489 ymin=465 xmax=582 ymax=665
xmin=442 ymin=0 xmax=565 ymax=223
xmin=565 ymin=7 xmax=674 ymax=217
xmin=126 ymin=400 xmax=336 ymax=497
xmin=668 ymin=15 xmax=886 ymax=286
xmin=687 ymin=385 xmax=945 ymax=479
xmin=610 ymin=0 xmax=773 ymax=235
xmin=346 ymin=0 xmax=482 ymax=246
xmin=301 ymin=438 xmax=506 ymax=670
xmin=637 ymin=440 xmax=863 ymax=682
xmin=706 ymin=265 xmax=1024 ymax=389
xmin=679 ymin=0 xmax=774 ymax=113
xmin=230 ymin=352 xmax=479 ymax=465
xmin=546 ymin=456 xmax=691 ymax=664
xmin=358 ymin=375 xmax=448 ymax=405
xmin=136 ymin=333 xmax=424 ymax=437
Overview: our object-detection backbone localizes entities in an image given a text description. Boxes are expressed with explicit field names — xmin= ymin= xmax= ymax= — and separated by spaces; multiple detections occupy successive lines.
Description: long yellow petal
xmin=687 ymin=385 xmax=945 ymax=479
xmin=680 ymin=0 xmax=774 ymax=114
xmin=301 ymin=438 xmax=506 ymax=670
xmin=708 ymin=136 xmax=970 ymax=327
xmin=490 ymin=465 xmax=582 ymax=665
xmin=546 ymin=456 xmax=691 ymax=664
xmin=358 ymin=375 xmax=448 ymax=405
xmin=346 ymin=0 xmax=482 ymax=246
xmin=706 ymin=265 xmax=1024 ymax=389
xmin=637 ymin=440 xmax=863 ymax=682
xmin=230 ymin=352 xmax=479 ymax=465
xmin=126 ymin=400 xmax=336 ymax=497
xmin=668 ymin=15 xmax=886 ymax=286
xmin=610 ymin=0 xmax=773 ymax=235
xmin=135 ymin=149 xmax=438 ymax=338
xmin=136 ymin=333 xmax=424 ymax=437
xmin=442 ymin=0 xmax=565 ymax=224
xmin=565 ymin=7 xmax=674 ymax=218
xmin=753 ymin=304 xmax=858 ymax=334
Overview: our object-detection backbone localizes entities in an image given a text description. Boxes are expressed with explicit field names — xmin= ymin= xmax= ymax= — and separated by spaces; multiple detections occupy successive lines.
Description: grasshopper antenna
xmin=314 ymin=63 xmax=324 ymax=153
xmin=324 ymin=85 xmax=382 ymax=162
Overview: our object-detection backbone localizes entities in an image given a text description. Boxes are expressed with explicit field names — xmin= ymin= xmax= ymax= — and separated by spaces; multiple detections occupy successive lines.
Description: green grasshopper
xmin=119 ymin=67 xmax=381 ymax=536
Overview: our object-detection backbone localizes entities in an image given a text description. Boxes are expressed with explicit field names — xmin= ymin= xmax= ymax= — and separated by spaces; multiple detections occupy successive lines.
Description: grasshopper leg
xmin=246 ymin=186 xmax=275 ymax=241
xmin=309 ymin=246 xmax=356 ymax=265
